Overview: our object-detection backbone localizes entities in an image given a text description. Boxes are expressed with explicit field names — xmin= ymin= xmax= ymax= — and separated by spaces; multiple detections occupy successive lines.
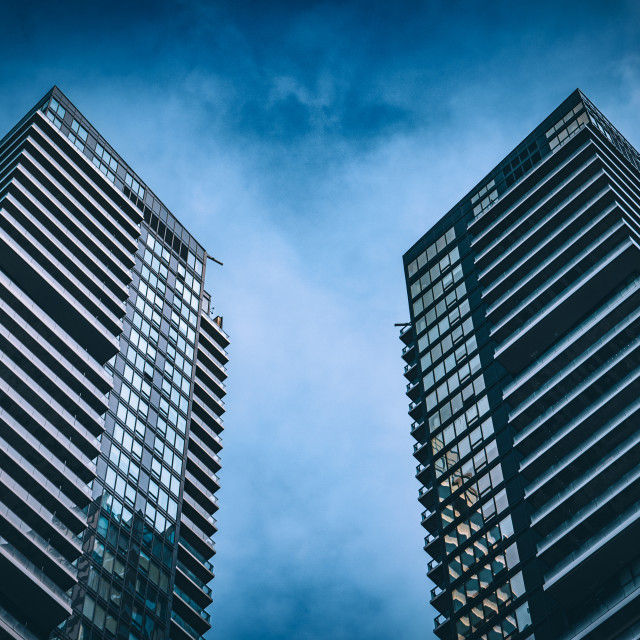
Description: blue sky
xmin=2 ymin=1 xmax=640 ymax=638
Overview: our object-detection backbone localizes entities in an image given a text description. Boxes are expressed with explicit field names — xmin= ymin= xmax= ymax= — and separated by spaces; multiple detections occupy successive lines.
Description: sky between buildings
xmin=1 ymin=1 xmax=640 ymax=638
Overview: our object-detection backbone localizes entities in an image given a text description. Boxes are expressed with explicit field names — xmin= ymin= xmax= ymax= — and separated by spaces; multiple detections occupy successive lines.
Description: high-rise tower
xmin=0 ymin=87 xmax=228 ymax=640
xmin=401 ymin=89 xmax=640 ymax=640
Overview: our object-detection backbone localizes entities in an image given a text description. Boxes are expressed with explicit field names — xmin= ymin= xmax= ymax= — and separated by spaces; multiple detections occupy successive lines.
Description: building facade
xmin=402 ymin=90 xmax=640 ymax=640
xmin=0 ymin=87 xmax=227 ymax=640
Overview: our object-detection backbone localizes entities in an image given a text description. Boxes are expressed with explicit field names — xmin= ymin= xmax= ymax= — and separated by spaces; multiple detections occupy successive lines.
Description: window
xmin=135 ymin=295 xmax=162 ymax=328
xmin=411 ymin=246 xmax=460 ymax=300
xmin=546 ymin=103 xmax=589 ymax=152
xmin=69 ymin=119 xmax=88 ymax=150
xmin=407 ymin=227 xmax=456 ymax=277
xmin=146 ymin=234 xmax=170 ymax=264
xmin=471 ymin=179 xmax=498 ymax=216
xmin=125 ymin=172 xmax=145 ymax=199
xmin=46 ymin=97 xmax=66 ymax=128
xmin=93 ymin=142 xmax=118 ymax=181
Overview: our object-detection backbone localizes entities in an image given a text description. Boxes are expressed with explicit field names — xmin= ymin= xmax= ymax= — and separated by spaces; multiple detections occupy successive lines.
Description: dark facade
xmin=401 ymin=89 xmax=640 ymax=640
xmin=0 ymin=87 xmax=227 ymax=640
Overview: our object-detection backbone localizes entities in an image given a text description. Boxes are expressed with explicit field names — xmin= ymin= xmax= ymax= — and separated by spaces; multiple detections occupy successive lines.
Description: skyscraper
xmin=0 ymin=87 xmax=228 ymax=640
xmin=401 ymin=89 xmax=640 ymax=640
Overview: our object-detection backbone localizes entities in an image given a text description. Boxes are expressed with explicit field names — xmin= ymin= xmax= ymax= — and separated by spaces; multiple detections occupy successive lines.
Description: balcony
xmin=14 ymin=128 xmax=139 ymax=279
xmin=399 ymin=324 xmax=413 ymax=345
xmin=196 ymin=359 xmax=226 ymax=399
xmin=180 ymin=511 xmax=216 ymax=559
xmin=0 ymin=497 xmax=77 ymax=591
xmin=420 ymin=505 xmax=438 ymax=534
xmin=0 ymin=270 xmax=112 ymax=395
xmin=416 ymin=462 xmax=432 ymax=487
xmin=427 ymin=558 xmax=445 ymax=585
xmin=0 ymin=605 xmax=40 ymax=640
xmin=518 ymin=362 xmax=640 ymax=480
xmin=175 ymin=585 xmax=211 ymax=623
xmin=177 ymin=560 xmax=213 ymax=596
xmin=188 ymin=430 xmax=222 ymax=473
xmin=186 ymin=449 xmax=221 ymax=496
xmin=402 ymin=343 xmax=416 ymax=363
xmin=0 ymin=213 xmax=121 ymax=361
xmin=189 ymin=412 xmax=223 ymax=454
xmin=200 ymin=311 xmax=230 ymax=348
xmin=485 ymin=197 xmax=619 ymax=338
xmin=196 ymin=341 xmax=228 ymax=382
xmin=410 ymin=419 xmax=427 ymax=442
xmin=194 ymin=382 xmax=225 ymax=417
xmin=30 ymin=117 xmax=143 ymax=234
xmin=430 ymin=584 xmax=448 ymax=614
xmin=478 ymin=165 xmax=611 ymax=308
xmin=172 ymin=584 xmax=211 ymax=636
xmin=182 ymin=496 xmax=218 ymax=540
xmin=191 ymin=394 xmax=224 ymax=435
xmin=418 ymin=484 xmax=431 ymax=498
xmin=170 ymin=610 xmax=203 ymax=640
xmin=0 ymin=406 xmax=94 ymax=502
xmin=8 ymin=176 xmax=130 ymax=322
xmin=0 ymin=358 xmax=103 ymax=456
xmin=175 ymin=559 xmax=213 ymax=610
xmin=541 ymin=501 xmax=640 ymax=608
xmin=178 ymin=537 xmax=215 ymax=580
xmin=408 ymin=399 xmax=423 ymax=420
xmin=0 ymin=535 xmax=72 ymax=632
xmin=526 ymin=398 xmax=640 ymax=514
xmin=434 ymin=613 xmax=452 ymax=640
xmin=413 ymin=439 xmax=429 ymax=465
xmin=504 ymin=276 xmax=640 ymax=407
xmin=197 ymin=331 xmax=229 ymax=367
xmin=0 ymin=467 xmax=83 ymax=558
xmin=0 ymin=299 xmax=110 ymax=415
xmin=406 ymin=379 xmax=421 ymax=401
xmin=469 ymin=135 xmax=594 ymax=256
xmin=404 ymin=359 xmax=418 ymax=380
xmin=423 ymin=531 xmax=441 ymax=559
xmin=494 ymin=239 xmax=640 ymax=374
xmin=185 ymin=469 xmax=219 ymax=515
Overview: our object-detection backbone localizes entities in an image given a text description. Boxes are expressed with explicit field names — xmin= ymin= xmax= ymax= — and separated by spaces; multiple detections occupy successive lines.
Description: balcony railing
xmin=434 ymin=613 xmax=448 ymax=629
xmin=416 ymin=463 xmax=428 ymax=476
xmin=418 ymin=485 xmax=431 ymax=498
xmin=413 ymin=440 xmax=427 ymax=454
xmin=174 ymin=584 xmax=211 ymax=622
xmin=404 ymin=360 xmax=417 ymax=374
xmin=171 ymin=610 xmax=201 ymax=639
xmin=411 ymin=420 xmax=426 ymax=436
xmin=180 ymin=536 xmax=215 ymax=570
xmin=177 ymin=560 xmax=212 ymax=596
xmin=406 ymin=380 xmax=419 ymax=393
xmin=408 ymin=399 xmax=422 ymax=414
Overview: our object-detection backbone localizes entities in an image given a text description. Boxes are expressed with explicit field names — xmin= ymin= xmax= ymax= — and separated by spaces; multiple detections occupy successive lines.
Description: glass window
xmin=515 ymin=602 xmax=532 ymax=630
xmin=83 ymin=594 xmax=95 ymax=620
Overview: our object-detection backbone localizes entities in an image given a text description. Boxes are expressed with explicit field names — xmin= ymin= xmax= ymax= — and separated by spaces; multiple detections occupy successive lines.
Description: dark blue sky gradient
xmin=1 ymin=2 xmax=640 ymax=638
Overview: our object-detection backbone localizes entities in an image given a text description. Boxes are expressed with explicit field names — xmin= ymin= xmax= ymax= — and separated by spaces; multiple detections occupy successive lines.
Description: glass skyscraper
xmin=402 ymin=89 xmax=640 ymax=639
xmin=0 ymin=87 xmax=227 ymax=640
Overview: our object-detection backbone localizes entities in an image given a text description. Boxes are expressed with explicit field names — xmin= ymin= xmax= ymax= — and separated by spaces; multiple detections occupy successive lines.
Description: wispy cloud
xmin=2 ymin=1 xmax=640 ymax=638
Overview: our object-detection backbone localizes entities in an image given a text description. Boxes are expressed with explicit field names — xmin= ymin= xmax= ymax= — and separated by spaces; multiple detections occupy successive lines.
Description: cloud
xmin=2 ymin=1 xmax=640 ymax=638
